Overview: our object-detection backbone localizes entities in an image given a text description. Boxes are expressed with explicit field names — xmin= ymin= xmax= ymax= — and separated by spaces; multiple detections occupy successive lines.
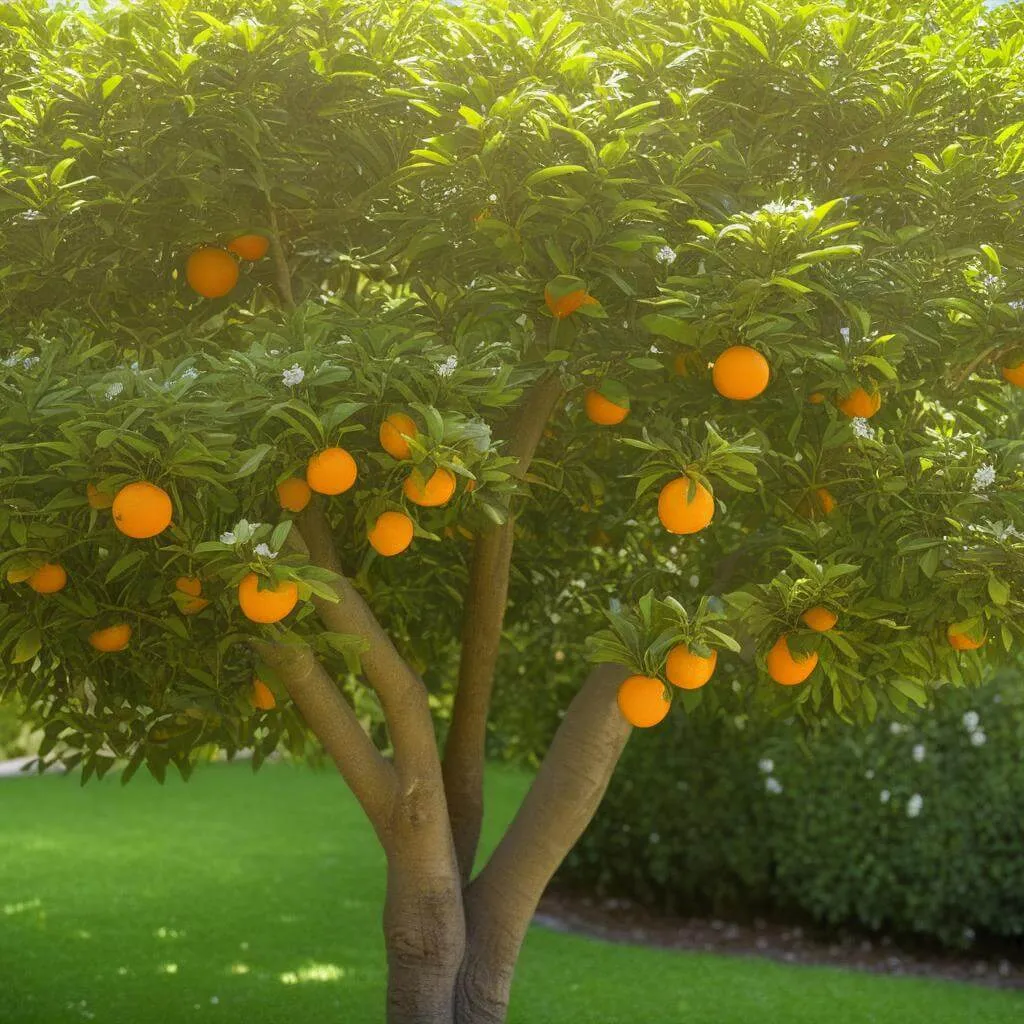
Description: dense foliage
xmin=561 ymin=672 xmax=1024 ymax=949
xmin=2 ymin=0 xmax=1024 ymax=783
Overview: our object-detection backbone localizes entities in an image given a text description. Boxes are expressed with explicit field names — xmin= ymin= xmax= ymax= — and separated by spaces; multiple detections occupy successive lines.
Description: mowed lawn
xmin=0 ymin=762 xmax=1020 ymax=1024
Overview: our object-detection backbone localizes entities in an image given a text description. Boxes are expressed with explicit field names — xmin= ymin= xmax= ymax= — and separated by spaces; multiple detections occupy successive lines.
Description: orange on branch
xmin=1001 ymin=361 xmax=1024 ymax=387
xmin=947 ymin=625 xmax=985 ymax=651
xmin=666 ymin=645 xmax=717 ymax=690
xmin=185 ymin=246 xmax=239 ymax=299
xmin=712 ymin=345 xmax=770 ymax=400
xmin=27 ymin=563 xmax=67 ymax=594
xmin=112 ymin=481 xmax=173 ymax=539
xmin=838 ymin=387 xmax=881 ymax=418
xmin=617 ymin=675 xmax=670 ymax=728
xmin=251 ymin=679 xmax=276 ymax=710
xmin=801 ymin=606 xmax=838 ymax=632
xmin=86 ymin=483 xmax=114 ymax=509
xmin=237 ymin=573 xmax=299 ymax=624
xmin=89 ymin=623 xmax=131 ymax=652
xmin=545 ymin=287 xmax=598 ymax=319
xmin=380 ymin=412 xmax=419 ymax=460
xmin=226 ymin=234 xmax=269 ymax=261
xmin=403 ymin=467 xmax=456 ymax=508
xmin=584 ymin=389 xmax=629 ymax=426
xmin=277 ymin=477 xmax=312 ymax=512
xmin=657 ymin=476 xmax=715 ymax=535
xmin=368 ymin=511 xmax=415 ymax=556
xmin=306 ymin=448 xmax=357 ymax=495
xmin=175 ymin=576 xmax=203 ymax=597
xmin=673 ymin=350 xmax=704 ymax=378
xmin=808 ymin=392 xmax=826 ymax=405
xmin=766 ymin=634 xmax=818 ymax=686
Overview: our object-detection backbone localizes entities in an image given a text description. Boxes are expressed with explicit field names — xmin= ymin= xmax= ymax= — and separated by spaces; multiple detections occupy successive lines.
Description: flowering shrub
xmin=561 ymin=673 xmax=1024 ymax=948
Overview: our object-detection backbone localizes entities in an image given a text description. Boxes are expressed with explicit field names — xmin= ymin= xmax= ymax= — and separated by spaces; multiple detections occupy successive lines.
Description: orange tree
xmin=3 ymin=0 xmax=1024 ymax=1020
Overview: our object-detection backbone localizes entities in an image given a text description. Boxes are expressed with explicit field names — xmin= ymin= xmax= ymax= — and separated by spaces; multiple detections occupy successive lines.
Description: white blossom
xmin=1 ymin=354 xmax=19 ymax=368
xmin=129 ymin=361 xmax=140 ymax=372
xmin=181 ymin=367 xmax=199 ymax=381
xmin=906 ymin=793 xmax=923 ymax=818
xmin=253 ymin=543 xmax=277 ymax=559
xmin=839 ymin=326 xmax=851 ymax=344
xmin=282 ymin=363 xmax=305 ymax=387
xmin=436 ymin=355 xmax=458 ymax=379
xmin=764 ymin=777 xmax=783 ymax=794
xmin=851 ymin=417 xmax=875 ymax=440
xmin=880 ymin=789 xmax=891 ymax=804
xmin=335 ymin=334 xmax=352 ymax=345
xmin=655 ymin=245 xmax=677 ymax=265
xmin=962 ymin=710 xmax=980 ymax=732
xmin=758 ymin=758 xmax=774 ymax=774
xmin=269 ymin=349 xmax=280 ymax=356
xmin=22 ymin=356 xmax=40 ymax=370
xmin=105 ymin=382 xmax=124 ymax=401
xmin=219 ymin=532 xmax=236 ymax=544
xmin=1008 ymin=299 xmax=1024 ymax=311
xmin=970 ymin=730 xmax=987 ymax=747
xmin=889 ymin=722 xmax=906 ymax=736
xmin=972 ymin=464 xmax=996 ymax=492
xmin=19 ymin=209 xmax=42 ymax=221
xmin=912 ymin=744 xmax=926 ymax=763
xmin=981 ymin=273 xmax=999 ymax=289
xmin=488 ymin=193 xmax=497 ymax=202
xmin=688 ymin=574 xmax=700 ymax=587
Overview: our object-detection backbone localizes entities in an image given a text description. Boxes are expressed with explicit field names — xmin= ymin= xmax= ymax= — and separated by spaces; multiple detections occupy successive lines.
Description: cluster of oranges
xmin=185 ymin=233 xmax=270 ymax=299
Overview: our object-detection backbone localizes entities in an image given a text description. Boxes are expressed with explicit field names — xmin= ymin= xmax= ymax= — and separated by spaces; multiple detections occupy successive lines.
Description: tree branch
xmin=442 ymin=374 xmax=564 ymax=879
xmin=295 ymin=505 xmax=439 ymax=779
xmin=267 ymin=205 xmax=295 ymax=310
xmin=255 ymin=639 xmax=396 ymax=838
xmin=454 ymin=663 xmax=631 ymax=1020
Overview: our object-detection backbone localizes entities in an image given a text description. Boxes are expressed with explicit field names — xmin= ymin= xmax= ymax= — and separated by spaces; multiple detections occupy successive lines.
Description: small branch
xmin=454 ymin=663 xmax=631 ymax=1019
xmin=267 ymin=205 xmax=295 ymax=310
xmin=255 ymin=639 xmax=396 ymax=838
xmin=443 ymin=374 xmax=563 ymax=879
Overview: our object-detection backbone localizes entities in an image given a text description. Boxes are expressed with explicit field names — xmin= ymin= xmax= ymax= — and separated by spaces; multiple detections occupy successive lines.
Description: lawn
xmin=0 ymin=761 xmax=1020 ymax=1024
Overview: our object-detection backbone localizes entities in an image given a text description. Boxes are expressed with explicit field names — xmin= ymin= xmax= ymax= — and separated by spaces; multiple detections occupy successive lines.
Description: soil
xmin=535 ymin=888 xmax=1024 ymax=991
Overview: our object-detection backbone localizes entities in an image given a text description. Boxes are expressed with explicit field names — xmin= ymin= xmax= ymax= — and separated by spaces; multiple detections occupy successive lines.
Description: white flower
xmin=488 ymin=193 xmax=498 ymax=202
xmin=1 ymin=354 xmax=19 ymax=368
xmin=181 ymin=367 xmax=199 ymax=381
xmin=970 ymin=730 xmax=987 ymax=747
xmin=962 ymin=710 xmax=980 ymax=732
xmin=906 ymin=793 xmax=923 ymax=818
xmin=688 ymin=574 xmax=700 ymax=587
xmin=981 ymin=273 xmax=999 ymax=289
xmin=129 ymin=361 xmax=139 ymax=372
xmin=219 ymin=532 xmax=236 ymax=544
xmin=1008 ymin=299 xmax=1024 ymax=311
xmin=972 ymin=464 xmax=996 ymax=492
xmin=19 ymin=209 xmax=41 ymax=221
xmin=758 ymin=758 xmax=774 ymax=774
xmin=282 ymin=363 xmax=305 ymax=387
xmin=839 ymin=326 xmax=851 ymax=344
xmin=765 ymin=777 xmax=783 ymax=795
xmin=436 ymin=355 xmax=458 ymax=379
xmin=889 ymin=722 xmax=906 ymax=736
xmin=865 ymin=769 xmax=875 ymax=780
xmin=912 ymin=744 xmax=926 ymax=763
xmin=335 ymin=334 xmax=352 ymax=345
xmin=648 ymin=344 xmax=662 ymax=355
xmin=22 ymin=356 xmax=40 ymax=370
xmin=880 ymin=789 xmax=891 ymax=804
xmin=655 ymin=245 xmax=677 ymax=265
xmin=253 ymin=543 xmax=277 ymax=559
xmin=105 ymin=382 xmax=124 ymax=401
xmin=851 ymin=417 xmax=875 ymax=440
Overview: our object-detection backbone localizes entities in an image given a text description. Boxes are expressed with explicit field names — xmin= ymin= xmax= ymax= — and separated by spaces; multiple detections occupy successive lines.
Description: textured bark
xmin=443 ymin=375 xmax=563 ymax=879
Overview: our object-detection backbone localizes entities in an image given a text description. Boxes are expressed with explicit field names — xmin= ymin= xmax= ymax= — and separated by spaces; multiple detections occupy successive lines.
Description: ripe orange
xmin=226 ymin=234 xmax=269 ymax=261
xmin=1001 ymin=361 xmax=1024 ymax=387
xmin=175 ymin=575 xmax=208 ymax=614
xmin=185 ymin=247 xmax=239 ymax=299
xmin=712 ymin=345 xmax=770 ymax=400
xmin=306 ymin=448 xmax=357 ymax=495
xmin=112 ymin=481 xmax=173 ymax=539
xmin=673 ymin=350 xmax=704 ymax=377
xmin=617 ymin=675 xmax=670 ymax=728
xmin=545 ymin=287 xmax=598 ymax=319
xmin=277 ymin=477 xmax=312 ymax=512
xmin=86 ymin=483 xmax=114 ymax=509
xmin=584 ymin=389 xmax=629 ymax=426
xmin=5 ymin=565 xmax=34 ymax=584
xmin=801 ymin=606 xmax=838 ymax=632
xmin=89 ymin=623 xmax=131 ymax=652
xmin=766 ymin=634 xmax=818 ymax=685
xmin=380 ymin=412 xmax=418 ymax=460
xmin=837 ymin=387 xmax=881 ymax=418
xmin=368 ymin=511 xmax=414 ymax=556
xmin=403 ymin=467 xmax=456 ymax=508
xmin=665 ymin=645 xmax=717 ymax=690
xmin=251 ymin=678 xmax=276 ymax=710
xmin=28 ymin=563 xmax=67 ymax=594
xmin=947 ymin=625 xmax=985 ymax=651
xmin=237 ymin=572 xmax=299 ymax=624
xmin=799 ymin=487 xmax=837 ymax=518
xmin=808 ymin=391 xmax=826 ymax=405
xmin=657 ymin=476 xmax=715 ymax=534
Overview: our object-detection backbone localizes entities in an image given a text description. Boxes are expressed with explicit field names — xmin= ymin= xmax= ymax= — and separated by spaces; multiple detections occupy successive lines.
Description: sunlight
xmin=3 ymin=898 xmax=42 ymax=916
xmin=228 ymin=963 xmax=250 ymax=975
xmin=279 ymin=962 xmax=347 ymax=985
xmin=158 ymin=963 xmax=178 ymax=975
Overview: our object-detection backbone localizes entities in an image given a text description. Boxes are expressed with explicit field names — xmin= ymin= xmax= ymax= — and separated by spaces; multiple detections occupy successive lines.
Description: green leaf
xmin=101 ymin=74 xmax=123 ymax=99
xmin=524 ymin=164 xmax=588 ymax=187
xmin=711 ymin=18 xmax=770 ymax=59
xmin=234 ymin=445 xmax=275 ymax=479
xmin=11 ymin=628 xmax=42 ymax=665
xmin=50 ymin=157 xmax=76 ymax=185
xmin=105 ymin=550 xmax=146 ymax=584
xmin=987 ymin=576 xmax=1009 ymax=607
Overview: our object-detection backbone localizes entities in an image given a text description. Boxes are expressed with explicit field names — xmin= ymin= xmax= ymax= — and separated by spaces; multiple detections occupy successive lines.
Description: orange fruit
xmin=175 ymin=576 xmax=203 ymax=597
xmin=799 ymin=487 xmax=837 ymax=518
xmin=306 ymin=448 xmax=357 ymax=495
xmin=380 ymin=412 xmax=418 ymax=460
xmin=838 ymin=387 xmax=881 ymax=418
xmin=712 ymin=345 xmax=770 ymax=400
xmin=368 ymin=511 xmax=414 ymax=556
xmin=277 ymin=477 xmax=312 ymax=512
xmin=403 ymin=467 xmax=457 ymax=508
xmin=86 ymin=483 xmax=114 ymax=509
xmin=766 ymin=634 xmax=818 ymax=685
xmin=585 ymin=389 xmax=629 ymax=425
xmin=947 ymin=625 xmax=985 ymax=651
xmin=226 ymin=234 xmax=269 ymax=261
xmin=801 ymin=606 xmax=837 ymax=632
xmin=665 ymin=645 xmax=717 ymax=690
xmin=673 ymin=350 xmax=705 ymax=378
xmin=808 ymin=391 xmax=826 ymax=405
xmin=545 ymin=287 xmax=598 ymax=319
xmin=237 ymin=572 xmax=299 ymax=624
xmin=112 ymin=481 xmax=173 ymax=539
xmin=251 ymin=678 xmax=276 ymax=710
xmin=185 ymin=247 xmax=239 ymax=299
xmin=657 ymin=476 xmax=715 ymax=534
xmin=1001 ymin=361 xmax=1024 ymax=387
xmin=89 ymin=623 xmax=132 ymax=652
xmin=27 ymin=563 xmax=67 ymax=594
xmin=5 ymin=565 xmax=34 ymax=584
xmin=617 ymin=675 xmax=670 ymax=727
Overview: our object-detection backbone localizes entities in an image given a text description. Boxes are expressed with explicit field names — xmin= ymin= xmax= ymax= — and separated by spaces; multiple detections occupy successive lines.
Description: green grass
xmin=0 ymin=762 xmax=1020 ymax=1023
